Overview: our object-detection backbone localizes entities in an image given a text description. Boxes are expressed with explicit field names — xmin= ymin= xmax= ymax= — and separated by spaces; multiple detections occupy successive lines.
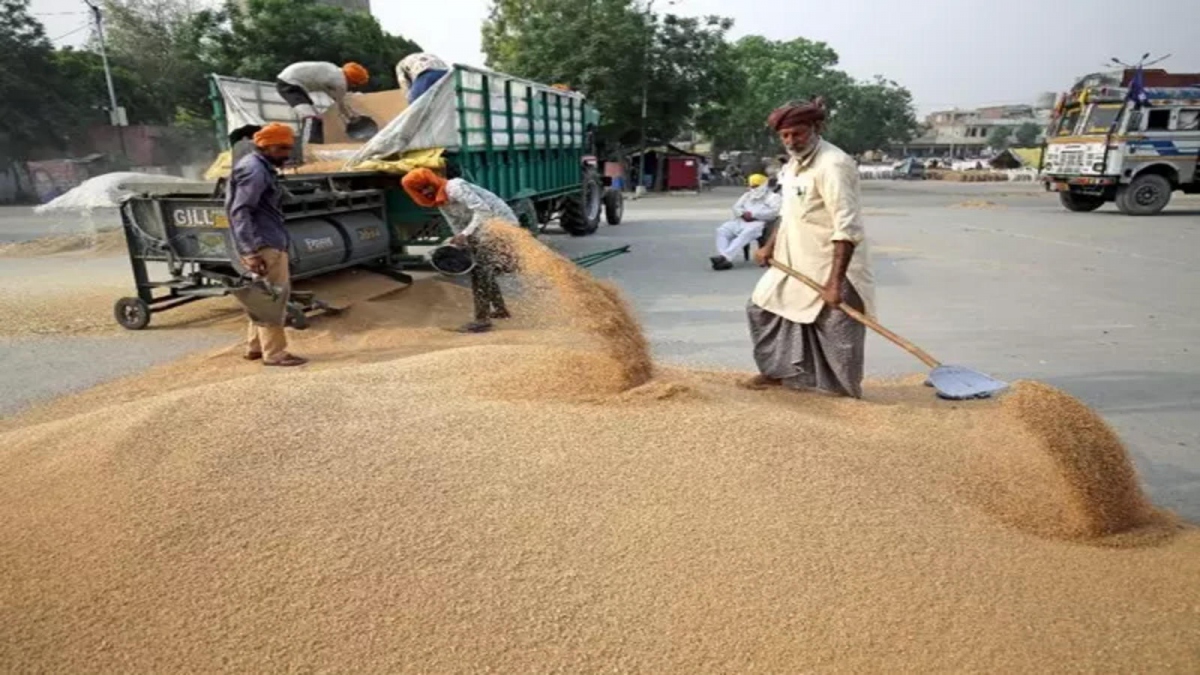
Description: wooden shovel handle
xmin=769 ymin=260 xmax=942 ymax=369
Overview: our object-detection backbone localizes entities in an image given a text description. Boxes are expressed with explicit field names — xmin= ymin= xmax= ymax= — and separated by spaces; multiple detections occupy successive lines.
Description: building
xmin=236 ymin=0 xmax=370 ymax=12
xmin=892 ymin=103 xmax=1050 ymax=159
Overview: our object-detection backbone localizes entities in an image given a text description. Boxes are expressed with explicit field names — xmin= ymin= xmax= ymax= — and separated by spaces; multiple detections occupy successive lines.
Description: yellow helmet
xmin=748 ymin=173 xmax=768 ymax=188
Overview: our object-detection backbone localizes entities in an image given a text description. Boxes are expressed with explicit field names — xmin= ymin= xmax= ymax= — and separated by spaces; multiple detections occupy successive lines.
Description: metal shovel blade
xmin=232 ymin=277 xmax=289 ymax=326
xmin=924 ymin=364 xmax=1009 ymax=400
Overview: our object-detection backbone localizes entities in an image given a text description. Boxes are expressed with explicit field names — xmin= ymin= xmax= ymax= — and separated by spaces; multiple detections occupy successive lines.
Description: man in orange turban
xmin=223 ymin=122 xmax=307 ymax=367
xmin=275 ymin=61 xmax=370 ymax=144
xmin=400 ymin=168 xmax=521 ymax=333
xmin=744 ymin=96 xmax=876 ymax=398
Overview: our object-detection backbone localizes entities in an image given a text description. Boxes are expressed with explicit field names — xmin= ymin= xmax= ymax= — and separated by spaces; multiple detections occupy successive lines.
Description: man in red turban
xmin=743 ymin=97 xmax=877 ymax=398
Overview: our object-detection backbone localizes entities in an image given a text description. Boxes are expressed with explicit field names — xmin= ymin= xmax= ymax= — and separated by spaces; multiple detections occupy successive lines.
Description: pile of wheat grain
xmin=1 ymin=224 xmax=1195 ymax=672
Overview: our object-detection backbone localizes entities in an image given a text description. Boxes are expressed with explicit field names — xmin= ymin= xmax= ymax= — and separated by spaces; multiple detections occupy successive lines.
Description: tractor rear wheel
xmin=559 ymin=170 xmax=602 ymax=237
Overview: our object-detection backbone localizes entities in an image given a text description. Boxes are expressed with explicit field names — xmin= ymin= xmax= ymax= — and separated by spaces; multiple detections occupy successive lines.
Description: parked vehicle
xmin=1042 ymin=72 xmax=1200 ymax=215
xmin=208 ymin=64 xmax=623 ymax=253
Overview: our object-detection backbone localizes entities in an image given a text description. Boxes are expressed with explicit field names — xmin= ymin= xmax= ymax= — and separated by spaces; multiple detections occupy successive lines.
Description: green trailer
xmin=209 ymin=64 xmax=624 ymax=262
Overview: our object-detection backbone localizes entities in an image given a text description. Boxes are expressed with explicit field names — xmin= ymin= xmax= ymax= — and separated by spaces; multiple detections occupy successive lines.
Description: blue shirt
xmin=225 ymin=152 xmax=288 ymax=256
xmin=408 ymin=69 xmax=448 ymax=103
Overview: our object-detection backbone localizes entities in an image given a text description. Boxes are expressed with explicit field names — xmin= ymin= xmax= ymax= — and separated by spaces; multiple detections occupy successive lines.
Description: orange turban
xmin=400 ymin=168 xmax=448 ymax=208
xmin=767 ymin=97 xmax=827 ymax=131
xmin=252 ymin=122 xmax=295 ymax=148
xmin=342 ymin=62 xmax=369 ymax=87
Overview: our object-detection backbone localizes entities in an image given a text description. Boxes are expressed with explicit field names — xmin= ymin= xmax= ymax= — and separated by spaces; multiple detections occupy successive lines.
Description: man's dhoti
xmin=745 ymin=282 xmax=866 ymax=398
xmin=715 ymin=219 xmax=766 ymax=261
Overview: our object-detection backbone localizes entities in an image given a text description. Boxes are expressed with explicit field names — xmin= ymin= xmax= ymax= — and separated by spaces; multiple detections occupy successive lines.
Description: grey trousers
xmin=746 ymin=282 xmax=866 ymax=398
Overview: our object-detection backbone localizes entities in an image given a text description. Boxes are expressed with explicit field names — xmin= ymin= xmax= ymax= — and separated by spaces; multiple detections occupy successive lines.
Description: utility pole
xmin=83 ymin=0 xmax=128 ymax=160
xmin=635 ymin=0 xmax=655 ymax=196
xmin=84 ymin=0 xmax=122 ymax=126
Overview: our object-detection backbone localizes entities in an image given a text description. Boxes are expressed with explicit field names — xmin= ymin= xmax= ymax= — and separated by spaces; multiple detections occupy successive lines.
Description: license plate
xmin=1049 ymin=182 xmax=1068 ymax=192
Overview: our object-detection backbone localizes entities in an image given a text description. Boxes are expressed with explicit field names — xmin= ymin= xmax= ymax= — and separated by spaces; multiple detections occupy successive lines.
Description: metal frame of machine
xmin=113 ymin=179 xmax=411 ymax=330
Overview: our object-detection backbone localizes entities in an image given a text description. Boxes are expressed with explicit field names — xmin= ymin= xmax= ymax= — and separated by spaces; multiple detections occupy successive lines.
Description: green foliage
xmin=0 ymin=0 xmax=74 ymax=158
xmin=1013 ymin=121 xmax=1041 ymax=147
xmin=196 ymin=0 xmax=421 ymax=91
xmin=700 ymin=36 xmax=919 ymax=156
xmin=987 ymin=125 xmax=1013 ymax=150
xmin=482 ymin=0 xmax=737 ymax=151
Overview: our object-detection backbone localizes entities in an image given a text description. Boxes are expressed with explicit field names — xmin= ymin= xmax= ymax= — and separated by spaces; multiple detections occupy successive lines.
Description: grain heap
xmin=1 ymin=229 xmax=1197 ymax=672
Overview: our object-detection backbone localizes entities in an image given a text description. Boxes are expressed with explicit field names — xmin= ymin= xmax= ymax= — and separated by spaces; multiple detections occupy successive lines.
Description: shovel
xmin=769 ymin=260 xmax=1009 ymax=400
xmin=231 ymin=274 xmax=289 ymax=326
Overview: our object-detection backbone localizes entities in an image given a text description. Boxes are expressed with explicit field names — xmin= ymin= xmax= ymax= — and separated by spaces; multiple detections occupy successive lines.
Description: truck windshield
xmin=1081 ymin=104 xmax=1123 ymax=135
xmin=1055 ymin=107 xmax=1082 ymax=136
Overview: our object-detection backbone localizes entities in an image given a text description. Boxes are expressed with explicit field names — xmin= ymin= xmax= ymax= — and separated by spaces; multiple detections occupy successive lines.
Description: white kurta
xmin=750 ymin=140 xmax=875 ymax=324
xmin=715 ymin=185 xmax=781 ymax=260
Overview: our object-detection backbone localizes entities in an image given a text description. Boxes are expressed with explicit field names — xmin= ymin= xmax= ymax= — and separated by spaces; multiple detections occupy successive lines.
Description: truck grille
xmin=1059 ymin=151 xmax=1084 ymax=170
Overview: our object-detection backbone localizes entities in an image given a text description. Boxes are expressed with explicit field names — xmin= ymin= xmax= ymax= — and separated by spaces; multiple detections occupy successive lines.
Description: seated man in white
xmin=711 ymin=173 xmax=781 ymax=271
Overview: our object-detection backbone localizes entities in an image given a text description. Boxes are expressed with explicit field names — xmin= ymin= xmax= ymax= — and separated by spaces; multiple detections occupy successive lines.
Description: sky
xmin=30 ymin=0 xmax=1200 ymax=115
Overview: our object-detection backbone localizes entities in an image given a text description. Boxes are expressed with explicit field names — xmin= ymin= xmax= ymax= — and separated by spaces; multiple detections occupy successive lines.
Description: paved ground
xmin=1 ymin=181 xmax=1198 ymax=519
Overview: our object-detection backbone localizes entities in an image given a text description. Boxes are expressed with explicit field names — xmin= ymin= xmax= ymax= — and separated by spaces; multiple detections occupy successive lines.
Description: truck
xmin=208 ymin=64 xmax=625 ymax=248
xmin=110 ymin=64 xmax=629 ymax=330
xmin=1042 ymin=70 xmax=1200 ymax=215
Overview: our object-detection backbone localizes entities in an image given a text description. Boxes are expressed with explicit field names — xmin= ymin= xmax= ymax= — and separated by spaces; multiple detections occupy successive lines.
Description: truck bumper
xmin=1043 ymin=175 xmax=1118 ymax=192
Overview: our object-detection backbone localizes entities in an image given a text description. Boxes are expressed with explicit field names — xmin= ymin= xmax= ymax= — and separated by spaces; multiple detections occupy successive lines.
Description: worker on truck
xmin=225 ymin=123 xmax=308 ymax=368
xmin=395 ymin=52 xmax=449 ymax=104
xmin=275 ymin=61 xmax=370 ymax=145
xmin=400 ymin=168 xmax=515 ymax=334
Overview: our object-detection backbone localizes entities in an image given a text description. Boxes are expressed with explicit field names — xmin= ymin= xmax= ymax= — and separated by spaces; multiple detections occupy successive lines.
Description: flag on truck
xmin=1127 ymin=67 xmax=1150 ymax=108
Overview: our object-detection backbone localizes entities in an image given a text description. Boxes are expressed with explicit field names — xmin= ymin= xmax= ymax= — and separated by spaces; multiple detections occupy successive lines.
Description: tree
xmin=1013 ymin=121 xmax=1040 ymax=147
xmin=698 ymin=36 xmax=918 ymax=157
xmin=482 ymin=0 xmax=737 ymax=152
xmin=99 ymin=0 xmax=215 ymax=125
xmin=987 ymin=126 xmax=1013 ymax=150
xmin=197 ymin=0 xmax=421 ymax=91
xmin=0 ymin=0 xmax=77 ymax=159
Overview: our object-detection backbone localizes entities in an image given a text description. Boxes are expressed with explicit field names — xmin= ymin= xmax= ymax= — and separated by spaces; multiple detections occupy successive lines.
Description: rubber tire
xmin=512 ymin=198 xmax=538 ymax=235
xmin=559 ymin=171 xmax=602 ymax=237
xmin=285 ymin=303 xmax=308 ymax=331
xmin=114 ymin=297 xmax=151 ymax=330
xmin=1115 ymin=173 xmax=1172 ymax=215
xmin=1059 ymin=191 xmax=1105 ymax=212
xmin=603 ymin=189 xmax=624 ymax=225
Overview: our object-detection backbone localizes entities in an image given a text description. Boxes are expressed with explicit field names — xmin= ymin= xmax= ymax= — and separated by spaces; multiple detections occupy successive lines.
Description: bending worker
xmin=745 ymin=97 xmax=875 ymax=398
xmin=225 ymin=123 xmax=307 ymax=368
xmin=395 ymin=52 xmax=449 ymax=103
xmin=275 ymin=61 xmax=370 ymax=144
xmin=400 ymin=168 xmax=516 ymax=334
xmin=710 ymin=173 xmax=780 ymax=270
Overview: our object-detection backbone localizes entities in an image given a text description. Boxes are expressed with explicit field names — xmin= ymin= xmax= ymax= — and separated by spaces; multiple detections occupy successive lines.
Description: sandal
xmin=243 ymin=351 xmax=263 ymax=361
xmin=455 ymin=320 xmax=493 ymax=334
xmin=264 ymin=353 xmax=308 ymax=367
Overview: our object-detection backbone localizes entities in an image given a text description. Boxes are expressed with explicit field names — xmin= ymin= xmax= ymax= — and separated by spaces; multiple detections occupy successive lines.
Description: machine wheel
xmin=285 ymin=303 xmax=309 ymax=330
xmin=512 ymin=198 xmax=539 ymax=235
xmin=1059 ymin=191 xmax=1105 ymax=212
xmin=559 ymin=170 xmax=602 ymax=237
xmin=113 ymin=297 xmax=151 ymax=330
xmin=603 ymin=189 xmax=624 ymax=225
xmin=1116 ymin=173 xmax=1172 ymax=215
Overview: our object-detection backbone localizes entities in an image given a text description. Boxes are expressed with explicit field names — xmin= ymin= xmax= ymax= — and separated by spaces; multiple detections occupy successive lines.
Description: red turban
xmin=400 ymin=168 xmax=448 ymax=208
xmin=767 ymin=97 xmax=827 ymax=131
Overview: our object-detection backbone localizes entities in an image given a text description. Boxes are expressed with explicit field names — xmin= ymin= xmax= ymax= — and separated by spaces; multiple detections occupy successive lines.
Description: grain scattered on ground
xmin=1 ymin=227 xmax=1196 ymax=672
